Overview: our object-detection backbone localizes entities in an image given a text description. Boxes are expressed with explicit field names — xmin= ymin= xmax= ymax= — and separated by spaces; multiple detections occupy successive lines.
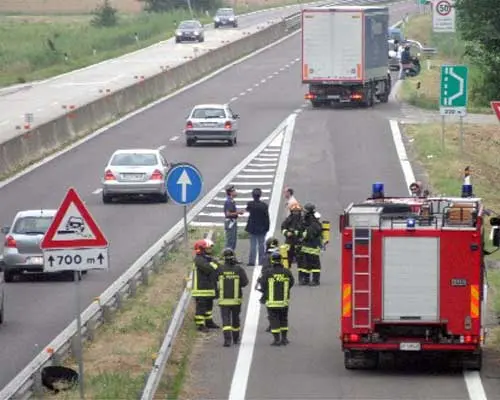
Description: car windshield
xmin=192 ymin=108 xmax=226 ymax=119
xmin=217 ymin=9 xmax=234 ymax=16
xmin=110 ymin=153 xmax=158 ymax=166
xmin=13 ymin=216 xmax=53 ymax=234
xmin=179 ymin=21 xmax=198 ymax=29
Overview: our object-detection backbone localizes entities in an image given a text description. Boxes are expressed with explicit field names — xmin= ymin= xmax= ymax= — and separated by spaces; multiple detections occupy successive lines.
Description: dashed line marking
xmin=261 ymin=79 xmax=266 ymax=83
xmin=268 ymin=75 xmax=274 ymax=79
xmin=273 ymin=71 xmax=279 ymax=75
xmin=247 ymin=88 xmax=253 ymax=92
xmin=93 ymin=188 xmax=103 ymax=194
xmin=254 ymin=83 xmax=259 ymax=87
xmin=170 ymin=136 xmax=179 ymax=141
xmin=231 ymin=181 xmax=273 ymax=186
xmin=293 ymin=108 xmax=302 ymax=113
xmin=295 ymin=57 xmax=300 ymax=61
xmin=279 ymin=67 xmax=285 ymax=71
xmin=157 ymin=145 xmax=166 ymax=150
xmin=237 ymin=174 xmax=275 ymax=179
xmin=243 ymin=168 xmax=275 ymax=173
xmin=230 ymin=96 xmax=238 ymax=102
xmin=239 ymin=92 xmax=246 ymax=96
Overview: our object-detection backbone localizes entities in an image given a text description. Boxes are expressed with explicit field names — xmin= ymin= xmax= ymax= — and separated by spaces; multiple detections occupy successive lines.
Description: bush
xmin=91 ymin=0 xmax=119 ymax=28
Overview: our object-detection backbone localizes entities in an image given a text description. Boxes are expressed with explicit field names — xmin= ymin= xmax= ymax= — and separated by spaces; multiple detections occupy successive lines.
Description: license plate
xmin=122 ymin=174 xmax=143 ymax=181
xmin=202 ymin=122 xmax=218 ymax=127
xmin=27 ymin=257 xmax=43 ymax=265
xmin=327 ymin=95 xmax=340 ymax=99
xmin=399 ymin=342 xmax=421 ymax=351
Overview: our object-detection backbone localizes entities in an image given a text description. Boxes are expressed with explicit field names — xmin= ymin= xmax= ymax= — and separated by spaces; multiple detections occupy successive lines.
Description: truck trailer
xmin=339 ymin=184 xmax=500 ymax=370
xmin=302 ymin=5 xmax=391 ymax=107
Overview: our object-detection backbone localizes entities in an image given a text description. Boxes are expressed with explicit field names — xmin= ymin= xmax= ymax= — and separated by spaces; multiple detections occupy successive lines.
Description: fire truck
xmin=339 ymin=183 xmax=500 ymax=370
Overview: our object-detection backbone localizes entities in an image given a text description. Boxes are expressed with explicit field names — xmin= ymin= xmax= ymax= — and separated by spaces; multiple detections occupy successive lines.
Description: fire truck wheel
xmin=462 ymin=350 xmax=482 ymax=371
xmin=344 ymin=350 xmax=378 ymax=370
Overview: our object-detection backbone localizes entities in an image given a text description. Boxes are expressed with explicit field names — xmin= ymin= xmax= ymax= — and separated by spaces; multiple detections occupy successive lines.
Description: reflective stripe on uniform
xmin=281 ymin=327 xmax=288 ymax=331
xmin=210 ymin=261 xmax=219 ymax=270
xmin=301 ymin=246 xmax=321 ymax=256
xmin=223 ymin=326 xmax=232 ymax=331
xmin=218 ymin=274 xmax=241 ymax=306
xmin=266 ymin=277 xmax=290 ymax=308
xmin=311 ymin=269 xmax=321 ymax=273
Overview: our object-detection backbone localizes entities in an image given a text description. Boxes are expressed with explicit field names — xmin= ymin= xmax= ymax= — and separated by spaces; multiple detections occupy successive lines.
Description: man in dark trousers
xmin=300 ymin=203 xmax=323 ymax=286
xmin=256 ymin=237 xmax=280 ymax=333
xmin=245 ymin=188 xmax=270 ymax=266
xmin=260 ymin=250 xmax=295 ymax=346
xmin=217 ymin=248 xmax=249 ymax=347
xmin=192 ymin=238 xmax=220 ymax=332
xmin=224 ymin=185 xmax=244 ymax=251
xmin=281 ymin=202 xmax=304 ymax=272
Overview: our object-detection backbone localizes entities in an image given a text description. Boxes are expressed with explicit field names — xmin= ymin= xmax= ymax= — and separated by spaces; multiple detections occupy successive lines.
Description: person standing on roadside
xmin=283 ymin=187 xmax=299 ymax=218
xmin=224 ymin=185 xmax=244 ymax=251
xmin=245 ymin=188 xmax=270 ymax=266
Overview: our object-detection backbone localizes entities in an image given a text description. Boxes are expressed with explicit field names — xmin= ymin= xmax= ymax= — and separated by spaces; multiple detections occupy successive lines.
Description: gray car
xmin=2 ymin=209 xmax=55 ymax=282
xmin=101 ymin=148 xmax=170 ymax=203
xmin=175 ymin=20 xmax=205 ymax=43
xmin=0 ymin=274 xmax=4 ymax=324
xmin=214 ymin=8 xmax=238 ymax=28
xmin=184 ymin=103 xmax=240 ymax=147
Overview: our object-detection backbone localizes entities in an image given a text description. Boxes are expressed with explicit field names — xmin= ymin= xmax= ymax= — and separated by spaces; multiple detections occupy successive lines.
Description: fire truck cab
xmin=339 ymin=183 xmax=500 ymax=370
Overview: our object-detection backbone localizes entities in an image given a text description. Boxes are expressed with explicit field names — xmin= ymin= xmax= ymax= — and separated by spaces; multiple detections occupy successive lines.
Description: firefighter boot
xmin=197 ymin=325 xmax=209 ymax=333
xmin=302 ymin=272 xmax=310 ymax=285
xmin=223 ymin=331 xmax=232 ymax=347
xmin=206 ymin=320 xmax=220 ymax=329
xmin=298 ymin=271 xmax=307 ymax=285
xmin=311 ymin=272 xmax=320 ymax=286
xmin=271 ymin=333 xmax=281 ymax=346
xmin=266 ymin=316 xmax=272 ymax=332
xmin=281 ymin=330 xmax=289 ymax=346
xmin=232 ymin=331 xmax=240 ymax=345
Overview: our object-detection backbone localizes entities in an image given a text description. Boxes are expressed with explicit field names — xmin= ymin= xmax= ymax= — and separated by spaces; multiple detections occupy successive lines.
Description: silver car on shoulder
xmin=1 ymin=209 xmax=56 ymax=282
xmin=184 ymin=103 xmax=240 ymax=147
xmin=101 ymin=148 xmax=171 ymax=203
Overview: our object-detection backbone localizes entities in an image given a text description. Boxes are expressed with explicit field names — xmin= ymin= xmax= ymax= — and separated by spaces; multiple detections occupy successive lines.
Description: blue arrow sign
xmin=166 ymin=163 xmax=203 ymax=205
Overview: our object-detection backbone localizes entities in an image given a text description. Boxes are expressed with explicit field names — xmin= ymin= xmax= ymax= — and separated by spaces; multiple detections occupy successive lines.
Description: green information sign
xmin=440 ymin=65 xmax=468 ymax=116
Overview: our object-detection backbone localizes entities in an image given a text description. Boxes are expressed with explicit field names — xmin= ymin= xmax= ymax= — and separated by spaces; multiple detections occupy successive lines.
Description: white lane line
xmin=157 ymin=145 xmax=166 ymax=150
xmin=273 ymin=71 xmax=279 ymax=75
xmin=243 ymin=168 xmax=275 ymax=173
xmin=295 ymin=57 xmax=300 ymax=61
xmin=267 ymin=75 xmax=274 ymax=79
xmin=269 ymin=130 xmax=284 ymax=147
xmin=228 ymin=113 xmax=296 ymax=400
xmin=389 ymin=119 xmax=488 ymax=400
xmin=230 ymin=96 xmax=238 ymax=102
xmin=279 ymin=67 xmax=285 ymax=71
xmin=254 ymin=83 xmax=259 ymax=87
xmin=256 ymin=153 xmax=279 ymax=157
xmin=262 ymin=148 xmax=281 ymax=152
xmin=247 ymin=88 xmax=253 ymax=92
xmin=199 ymin=211 xmax=248 ymax=218
xmin=231 ymin=181 xmax=273 ymax=186
xmin=214 ymin=196 xmax=270 ymax=202
xmin=239 ymin=92 xmax=246 ymax=96
xmin=236 ymin=188 xmax=271 ymax=194
xmin=253 ymin=157 xmax=278 ymax=162
xmin=92 ymin=188 xmax=102 ymax=194
xmin=0 ymin=120 xmax=9 ymax=126
xmin=169 ymin=136 xmax=179 ymax=141
xmin=236 ymin=174 xmax=275 ymax=179
xmin=261 ymin=79 xmax=266 ymax=83
xmin=293 ymin=108 xmax=302 ymax=113
xmin=247 ymin=163 xmax=277 ymax=167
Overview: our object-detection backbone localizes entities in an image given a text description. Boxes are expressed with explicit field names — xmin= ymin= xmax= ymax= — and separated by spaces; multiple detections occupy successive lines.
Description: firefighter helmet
xmin=270 ymin=250 xmax=282 ymax=264
xmin=304 ymin=203 xmax=316 ymax=214
xmin=222 ymin=247 xmax=237 ymax=263
xmin=265 ymin=237 xmax=279 ymax=250
xmin=194 ymin=238 xmax=214 ymax=255
xmin=289 ymin=203 xmax=302 ymax=212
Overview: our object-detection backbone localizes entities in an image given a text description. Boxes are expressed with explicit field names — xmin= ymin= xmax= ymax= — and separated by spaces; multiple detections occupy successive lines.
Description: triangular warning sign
xmin=41 ymin=187 xmax=108 ymax=249
xmin=491 ymin=101 xmax=500 ymax=122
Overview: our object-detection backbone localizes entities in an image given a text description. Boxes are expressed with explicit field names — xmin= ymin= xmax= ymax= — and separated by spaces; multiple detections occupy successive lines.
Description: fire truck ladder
xmin=352 ymin=226 xmax=372 ymax=329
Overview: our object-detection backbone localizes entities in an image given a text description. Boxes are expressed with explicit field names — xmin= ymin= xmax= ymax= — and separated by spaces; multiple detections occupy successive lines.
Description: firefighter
xmin=281 ymin=203 xmax=305 ymax=273
xmin=217 ymin=248 xmax=249 ymax=347
xmin=256 ymin=237 xmax=280 ymax=333
xmin=192 ymin=238 xmax=220 ymax=332
xmin=260 ymin=250 xmax=295 ymax=346
xmin=300 ymin=203 xmax=323 ymax=286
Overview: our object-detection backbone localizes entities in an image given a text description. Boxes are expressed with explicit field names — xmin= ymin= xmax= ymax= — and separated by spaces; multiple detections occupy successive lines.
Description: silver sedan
xmin=101 ymin=148 xmax=170 ymax=203
xmin=184 ymin=103 xmax=240 ymax=147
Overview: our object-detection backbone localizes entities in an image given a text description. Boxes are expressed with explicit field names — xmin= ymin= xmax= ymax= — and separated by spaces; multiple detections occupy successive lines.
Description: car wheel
xmin=102 ymin=193 xmax=112 ymax=204
xmin=233 ymin=137 xmax=237 ymax=145
xmin=186 ymin=138 xmax=195 ymax=147
xmin=157 ymin=192 xmax=168 ymax=203
xmin=3 ymin=270 xmax=15 ymax=283
xmin=199 ymin=37 xmax=204 ymax=43
xmin=227 ymin=139 xmax=234 ymax=147
xmin=233 ymin=23 xmax=238 ymax=28
xmin=311 ymin=100 xmax=321 ymax=108
xmin=175 ymin=38 xmax=181 ymax=43
xmin=214 ymin=23 xmax=218 ymax=28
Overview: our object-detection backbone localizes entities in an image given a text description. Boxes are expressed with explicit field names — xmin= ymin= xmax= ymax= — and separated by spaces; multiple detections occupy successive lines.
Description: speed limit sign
xmin=433 ymin=0 xmax=455 ymax=33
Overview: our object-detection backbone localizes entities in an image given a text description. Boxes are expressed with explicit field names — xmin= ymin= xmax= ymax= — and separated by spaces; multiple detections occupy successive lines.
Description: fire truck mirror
xmin=493 ymin=229 xmax=500 ymax=248
xmin=490 ymin=217 xmax=500 ymax=226
xmin=339 ymin=214 xmax=346 ymax=232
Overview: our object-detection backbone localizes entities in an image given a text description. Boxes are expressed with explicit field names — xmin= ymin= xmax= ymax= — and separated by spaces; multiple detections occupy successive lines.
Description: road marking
xmin=389 ymin=119 xmax=488 ymax=400
xmin=237 ymin=174 xmax=275 ymax=179
xmin=243 ymin=168 xmax=275 ymax=173
xmin=230 ymin=96 xmax=238 ymax=102
xmin=231 ymin=181 xmax=273 ymax=186
xmin=253 ymin=157 xmax=278 ymax=162
xmin=228 ymin=113 xmax=296 ymax=400
xmin=254 ymin=83 xmax=259 ymax=87
xmin=0 ymin=120 xmax=9 ymax=126
xmin=261 ymin=79 xmax=266 ymax=83
xmin=267 ymin=75 xmax=274 ymax=79
xmin=214 ymin=196 xmax=270 ymax=202
xmin=92 ymin=188 xmax=103 ymax=194
xmin=247 ymin=162 xmax=277 ymax=167
xmin=293 ymin=108 xmax=302 ymax=113
xmin=240 ymin=92 xmax=247 ymax=96
xmin=233 ymin=188 xmax=271 ymax=194
xmin=295 ymin=57 xmax=300 ymax=61
xmin=279 ymin=67 xmax=285 ymax=71
xmin=169 ymin=136 xmax=179 ymax=141
xmin=157 ymin=145 xmax=166 ymax=150
xmin=247 ymin=88 xmax=253 ymax=92
xmin=262 ymin=148 xmax=280 ymax=152
xmin=0 ymin=28 xmax=302 ymax=190
xmin=273 ymin=71 xmax=279 ymax=75
xmin=199 ymin=211 xmax=248 ymax=218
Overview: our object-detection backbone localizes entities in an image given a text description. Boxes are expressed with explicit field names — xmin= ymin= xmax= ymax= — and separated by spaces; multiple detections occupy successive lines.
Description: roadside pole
xmin=166 ymin=163 xmax=204 ymax=249
xmin=40 ymin=187 xmax=110 ymax=399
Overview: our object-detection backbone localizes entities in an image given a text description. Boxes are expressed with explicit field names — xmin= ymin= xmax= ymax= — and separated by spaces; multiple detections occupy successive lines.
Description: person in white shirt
xmin=283 ymin=187 xmax=299 ymax=217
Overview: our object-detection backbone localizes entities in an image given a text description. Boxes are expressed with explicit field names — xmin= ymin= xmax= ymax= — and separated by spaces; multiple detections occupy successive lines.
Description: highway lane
xmin=0 ymin=33 xmax=306 ymax=388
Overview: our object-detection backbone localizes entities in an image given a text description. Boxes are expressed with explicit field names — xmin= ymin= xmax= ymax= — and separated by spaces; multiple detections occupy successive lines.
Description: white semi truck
xmin=302 ymin=5 xmax=391 ymax=108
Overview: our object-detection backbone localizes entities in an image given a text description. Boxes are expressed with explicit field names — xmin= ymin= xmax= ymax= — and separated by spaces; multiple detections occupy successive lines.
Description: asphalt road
xmin=176 ymin=1 xmax=500 ymax=399
xmin=0 ymin=13 xmax=310 ymax=389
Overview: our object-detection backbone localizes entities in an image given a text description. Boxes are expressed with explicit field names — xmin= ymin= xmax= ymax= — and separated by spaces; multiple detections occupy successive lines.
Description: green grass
xmin=0 ymin=10 xmax=208 ymax=86
xmin=399 ymin=14 xmax=492 ymax=114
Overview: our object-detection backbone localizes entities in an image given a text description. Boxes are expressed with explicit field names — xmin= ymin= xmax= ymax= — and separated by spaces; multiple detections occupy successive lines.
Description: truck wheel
xmin=344 ymin=351 xmax=356 ymax=369
xmin=311 ymin=100 xmax=321 ymax=108
xmin=463 ymin=350 xmax=482 ymax=370
xmin=344 ymin=350 xmax=378 ymax=370
xmin=379 ymin=92 xmax=389 ymax=103
xmin=363 ymin=89 xmax=374 ymax=107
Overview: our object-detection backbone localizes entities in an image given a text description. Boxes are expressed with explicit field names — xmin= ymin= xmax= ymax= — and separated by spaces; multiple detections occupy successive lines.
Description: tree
xmin=455 ymin=0 xmax=500 ymax=102
xmin=91 ymin=0 xmax=119 ymax=27
xmin=139 ymin=0 xmax=222 ymax=13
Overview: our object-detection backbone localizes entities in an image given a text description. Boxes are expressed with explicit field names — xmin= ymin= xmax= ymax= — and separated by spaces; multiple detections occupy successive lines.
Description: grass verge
xmin=402 ymin=121 xmax=500 ymax=344
xmin=46 ymin=227 xmax=224 ymax=399
xmin=398 ymin=14 xmax=491 ymax=114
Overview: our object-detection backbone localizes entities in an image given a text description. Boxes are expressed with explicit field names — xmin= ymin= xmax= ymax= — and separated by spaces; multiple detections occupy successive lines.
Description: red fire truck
xmin=339 ymin=183 xmax=500 ymax=370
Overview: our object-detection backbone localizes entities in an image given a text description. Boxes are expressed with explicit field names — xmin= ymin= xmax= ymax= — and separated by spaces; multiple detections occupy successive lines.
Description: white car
xmin=101 ymin=149 xmax=171 ymax=203
xmin=184 ymin=103 xmax=240 ymax=147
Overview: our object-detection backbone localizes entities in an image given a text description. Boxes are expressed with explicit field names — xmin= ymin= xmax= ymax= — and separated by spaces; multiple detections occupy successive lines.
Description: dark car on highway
xmin=175 ymin=20 xmax=205 ymax=43
xmin=214 ymin=8 xmax=238 ymax=28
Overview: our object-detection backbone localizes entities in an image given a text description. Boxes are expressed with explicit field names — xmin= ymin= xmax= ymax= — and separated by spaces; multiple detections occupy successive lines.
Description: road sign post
xmin=433 ymin=0 xmax=455 ymax=33
xmin=166 ymin=163 xmax=203 ymax=246
xmin=41 ymin=187 xmax=109 ymax=400
xmin=440 ymin=65 xmax=468 ymax=152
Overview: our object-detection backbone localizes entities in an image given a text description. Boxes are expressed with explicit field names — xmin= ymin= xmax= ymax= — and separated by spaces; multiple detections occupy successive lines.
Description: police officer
xmin=300 ymin=203 xmax=323 ymax=286
xmin=256 ymin=237 xmax=280 ymax=333
xmin=281 ymin=202 xmax=304 ymax=272
xmin=192 ymin=239 xmax=220 ymax=332
xmin=260 ymin=251 xmax=295 ymax=346
xmin=216 ymin=248 xmax=249 ymax=347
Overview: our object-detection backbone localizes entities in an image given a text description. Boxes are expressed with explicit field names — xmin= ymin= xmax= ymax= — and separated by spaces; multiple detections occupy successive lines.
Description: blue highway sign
xmin=166 ymin=163 xmax=203 ymax=205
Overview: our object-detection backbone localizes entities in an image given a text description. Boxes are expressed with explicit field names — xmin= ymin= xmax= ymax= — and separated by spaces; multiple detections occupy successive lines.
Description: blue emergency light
xmin=372 ymin=182 xmax=384 ymax=198
xmin=406 ymin=218 xmax=416 ymax=229
xmin=461 ymin=184 xmax=473 ymax=198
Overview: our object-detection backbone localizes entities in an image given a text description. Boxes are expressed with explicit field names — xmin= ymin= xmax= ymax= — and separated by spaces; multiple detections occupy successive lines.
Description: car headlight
xmin=175 ymin=30 xmax=181 ymax=35
xmin=214 ymin=17 xmax=220 ymax=21
xmin=229 ymin=17 xmax=234 ymax=21
xmin=194 ymin=31 xmax=199 ymax=35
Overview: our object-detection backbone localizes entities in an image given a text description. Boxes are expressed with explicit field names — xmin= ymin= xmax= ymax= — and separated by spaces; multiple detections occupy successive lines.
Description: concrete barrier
xmin=0 ymin=18 xmax=296 ymax=179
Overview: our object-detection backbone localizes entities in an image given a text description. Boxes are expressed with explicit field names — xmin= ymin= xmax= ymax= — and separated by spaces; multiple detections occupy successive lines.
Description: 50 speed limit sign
xmin=433 ymin=0 xmax=455 ymax=33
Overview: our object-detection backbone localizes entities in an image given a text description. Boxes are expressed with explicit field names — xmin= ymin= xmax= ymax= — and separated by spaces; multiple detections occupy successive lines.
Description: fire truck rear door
xmin=382 ymin=237 xmax=439 ymax=321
